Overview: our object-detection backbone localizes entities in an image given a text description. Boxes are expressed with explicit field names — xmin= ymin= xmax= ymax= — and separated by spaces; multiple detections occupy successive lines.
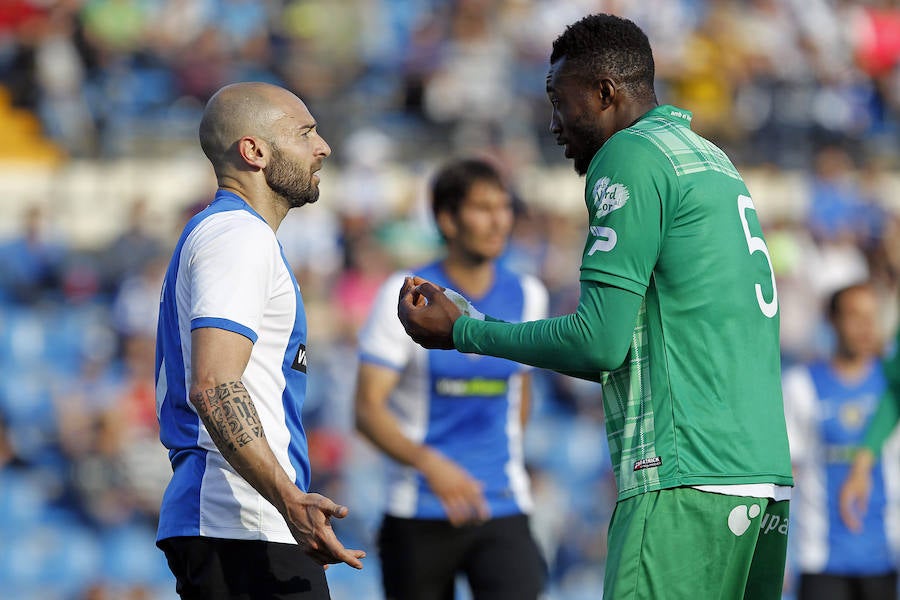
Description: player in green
xmin=397 ymin=13 xmax=793 ymax=600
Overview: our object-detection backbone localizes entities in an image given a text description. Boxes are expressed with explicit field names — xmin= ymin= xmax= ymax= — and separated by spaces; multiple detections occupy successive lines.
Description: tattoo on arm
xmin=190 ymin=381 xmax=265 ymax=455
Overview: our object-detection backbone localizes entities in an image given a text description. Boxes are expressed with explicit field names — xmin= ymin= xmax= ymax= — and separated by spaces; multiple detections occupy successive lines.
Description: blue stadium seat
xmin=100 ymin=522 xmax=173 ymax=586
xmin=0 ymin=470 xmax=45 ymax=534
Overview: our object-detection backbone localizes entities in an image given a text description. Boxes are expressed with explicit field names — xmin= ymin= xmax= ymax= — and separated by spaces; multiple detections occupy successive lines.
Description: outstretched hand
xmin=283 ymin=492 xmax=366 ymax=569
xmin=397 ymin=276 xmax=462 ymax=350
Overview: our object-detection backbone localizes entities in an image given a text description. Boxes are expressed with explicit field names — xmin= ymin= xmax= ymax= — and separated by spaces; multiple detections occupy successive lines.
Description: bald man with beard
xmin=155 ymin=82 xmax=365 ymax=600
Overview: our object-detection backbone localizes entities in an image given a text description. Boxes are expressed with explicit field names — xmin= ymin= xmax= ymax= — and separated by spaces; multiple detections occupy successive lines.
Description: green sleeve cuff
xmin=862 ymin=388 xmax=900 ymax=455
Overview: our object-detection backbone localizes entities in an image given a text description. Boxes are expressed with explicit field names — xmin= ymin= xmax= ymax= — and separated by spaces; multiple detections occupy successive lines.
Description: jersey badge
xmin=839 ymin=403 xmax=865 ymax=431
xmin=593 ymin=180 xmax=629 ymax=220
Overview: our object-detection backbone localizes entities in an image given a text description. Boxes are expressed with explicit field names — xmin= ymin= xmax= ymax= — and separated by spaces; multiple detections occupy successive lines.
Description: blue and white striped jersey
xmin=358 ymin=262 xmax=548 ymax=520
xmin=155 ymin=190 xmax=310 ymax=544
xmin=784 ymin=359 xmax=900 ymax=575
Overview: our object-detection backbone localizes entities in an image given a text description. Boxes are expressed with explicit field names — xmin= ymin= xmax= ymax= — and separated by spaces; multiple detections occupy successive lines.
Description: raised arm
xmin=191 ymin=326 xmax=364 ymax=568
xmin=399 ymin=277 xmax=641 ymax=380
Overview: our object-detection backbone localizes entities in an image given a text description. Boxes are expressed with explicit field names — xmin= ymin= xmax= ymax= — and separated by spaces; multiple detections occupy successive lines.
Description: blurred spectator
xmin=99 ymin=198 xmax=164 ymax=293
xmin=807 ymin=146 xmax=879 ymax=246
xmin=0 ymin=410 xmax=27 ymax=471
xmin=110 ymin=254 xmax=165 ymax=342
xmin=0 ymin=203 xmax=67 ymax=305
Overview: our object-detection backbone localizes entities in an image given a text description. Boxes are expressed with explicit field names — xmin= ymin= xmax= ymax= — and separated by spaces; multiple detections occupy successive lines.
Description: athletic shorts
xmin=798 ymin=572 xmax=898 ymax=600
xmin=603 ymin=486 xmax=789 ymax=600
xmin=158 ymin=536 xmax=330 ymax=600
xmin=378 ymin=513 xmax=546 ymax=600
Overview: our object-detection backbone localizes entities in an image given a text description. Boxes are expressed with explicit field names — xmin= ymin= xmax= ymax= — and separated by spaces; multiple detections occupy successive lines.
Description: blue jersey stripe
xmin=278 ymin=246 xmax=310 ymax=492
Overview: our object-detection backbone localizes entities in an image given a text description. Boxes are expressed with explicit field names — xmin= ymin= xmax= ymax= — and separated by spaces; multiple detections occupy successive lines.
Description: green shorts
xmin=604 ymin=486 xmax=789 ymax=600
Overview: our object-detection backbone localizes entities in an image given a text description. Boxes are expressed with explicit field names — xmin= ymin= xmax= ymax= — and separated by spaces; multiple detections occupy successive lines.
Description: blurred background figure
xmin=355 ymin=158 xmax=548 ymax=600
xmin=784 ymin=283 xmax=900 ymax=600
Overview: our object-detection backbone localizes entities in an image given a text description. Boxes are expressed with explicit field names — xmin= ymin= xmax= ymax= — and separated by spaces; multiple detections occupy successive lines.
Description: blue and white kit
xmin=784 ymin=359 xmax=900 ymax=575
xmin=358 ymin=262 xmax=547 ymax=520
xmin=155 ymin=189 xmax=311 ymax=544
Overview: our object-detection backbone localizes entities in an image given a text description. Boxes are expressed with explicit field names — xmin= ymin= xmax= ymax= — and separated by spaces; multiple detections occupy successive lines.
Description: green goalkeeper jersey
xmin=583 ymin=105 xmax=793 ymax=500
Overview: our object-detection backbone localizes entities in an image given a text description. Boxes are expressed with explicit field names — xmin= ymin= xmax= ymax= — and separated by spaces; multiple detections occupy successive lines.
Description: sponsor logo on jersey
xmin=633 ymin=456 xmax=662 ymax=471
xmin=727 ymin=504 xmax=761 ymax=536
xmin=825 ymin=444 xmax=858 ymax=464
xmin=759 ymin=512 xmax=789 ymax=536
xmin=593 ymin=180 xmax=629 ymax=220
xmin=291 ymin=343 xmax=307 ymax=373
xmin=588 ymin=226 xmax=617 ymax=254
xmin=435 ymin=377 xmax=508 ymax=397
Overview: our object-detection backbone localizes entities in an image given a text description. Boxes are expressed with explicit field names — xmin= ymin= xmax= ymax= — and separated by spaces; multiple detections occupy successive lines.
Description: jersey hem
xmin=615 ymin=474 xmax=795 ymax=502
xmin=158 ymin=525 xmax=296 ymax=544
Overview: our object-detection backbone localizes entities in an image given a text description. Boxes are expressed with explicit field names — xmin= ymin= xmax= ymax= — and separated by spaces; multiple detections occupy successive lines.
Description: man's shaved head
xmin=199 ymin=82 xmax=304 ymax=172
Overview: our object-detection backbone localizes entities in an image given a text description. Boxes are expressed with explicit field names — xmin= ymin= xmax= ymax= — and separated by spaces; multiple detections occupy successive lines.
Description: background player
xmin=355 ymin=158 xmax=548 ymax=600
xmin=155 ymin=82 xmax=364 ymax=600
xmin=397 ymin=13 xmax=793 ymax=599
xmin=784 ymin=282 xmax=899 ymax=600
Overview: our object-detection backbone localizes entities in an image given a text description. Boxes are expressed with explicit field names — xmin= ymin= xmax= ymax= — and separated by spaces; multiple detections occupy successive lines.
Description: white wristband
xmin=442 ymin=288 xmax=485 ymax=321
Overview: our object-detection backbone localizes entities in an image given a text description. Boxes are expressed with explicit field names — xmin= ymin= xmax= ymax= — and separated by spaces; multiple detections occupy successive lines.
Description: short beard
xmin=265 ymin=145 xmax=319 ymax=209
xmin=569 ymin=117 xmax=606 ymax=177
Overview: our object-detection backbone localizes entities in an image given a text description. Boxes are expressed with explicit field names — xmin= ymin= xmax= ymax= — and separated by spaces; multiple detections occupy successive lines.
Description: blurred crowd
xmin=3 ymin=0 xmax=900 ymax=599
xmin=3 ymin=0 xmax=900 ymax=168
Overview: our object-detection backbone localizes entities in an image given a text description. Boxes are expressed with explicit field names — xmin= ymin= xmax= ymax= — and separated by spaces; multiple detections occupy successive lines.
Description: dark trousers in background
xmin=798 ymin=572 xmax=898 ymax=600
xmin=378 ymin=513 xmax=546 ymax=600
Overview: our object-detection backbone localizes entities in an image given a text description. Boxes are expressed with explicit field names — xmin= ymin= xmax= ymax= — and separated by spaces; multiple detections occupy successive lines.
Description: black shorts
xmin=378 ymin=513 xmax=546 ymax=600
xmin=798 ymin=571 xmax=898 ymax=600
xmin=158 ymin=536 xmax=331 ymax=600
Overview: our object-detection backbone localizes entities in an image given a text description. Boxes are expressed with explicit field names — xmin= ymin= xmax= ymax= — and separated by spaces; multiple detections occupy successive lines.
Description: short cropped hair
xmin=550 ymin=13 xmax=655 ymax=99
xmin=828 ymin=282 xmax=873 ymax=320
xmin=430 ymin=158 xmax=506 ymax=221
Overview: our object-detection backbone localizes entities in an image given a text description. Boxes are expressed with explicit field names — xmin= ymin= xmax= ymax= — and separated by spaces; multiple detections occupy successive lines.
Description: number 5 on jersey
xmin=737 ymin=195 xmax=777 ymax=318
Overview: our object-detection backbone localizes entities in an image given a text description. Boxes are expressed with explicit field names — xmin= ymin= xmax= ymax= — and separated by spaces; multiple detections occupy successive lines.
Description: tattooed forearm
xmin=190 ymin=381 xmax=265 ymax=455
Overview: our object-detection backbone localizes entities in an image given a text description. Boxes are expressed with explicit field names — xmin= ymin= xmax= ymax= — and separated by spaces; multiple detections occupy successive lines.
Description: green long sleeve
xmin=862 ymin=388 xmax=900 ymax=455
xmin=452 ymin=281 xmax=642 ymax=381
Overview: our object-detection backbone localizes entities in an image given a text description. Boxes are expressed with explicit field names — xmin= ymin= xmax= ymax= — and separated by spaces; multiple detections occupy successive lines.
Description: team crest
xmin=592 ymin=177 xmax=611 ymax=208
xmin=594 ymin=180 xmax=629 ymax=219
xmin=839 ymin=403 xmax=864 ymax=431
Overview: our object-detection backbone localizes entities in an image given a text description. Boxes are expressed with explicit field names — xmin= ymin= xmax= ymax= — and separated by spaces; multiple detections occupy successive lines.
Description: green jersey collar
xmin=638 ymin=104 xmax=693 ymax=126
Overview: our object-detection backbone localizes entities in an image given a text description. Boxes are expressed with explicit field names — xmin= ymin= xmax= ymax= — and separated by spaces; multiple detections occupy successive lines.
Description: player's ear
xmin=237 ymin=135 xmax=267 ymax=169
xmin=436 ymin=210 xmax=457 ymax=241
xmin=597 ymin=78 xmax=617 ymax=109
